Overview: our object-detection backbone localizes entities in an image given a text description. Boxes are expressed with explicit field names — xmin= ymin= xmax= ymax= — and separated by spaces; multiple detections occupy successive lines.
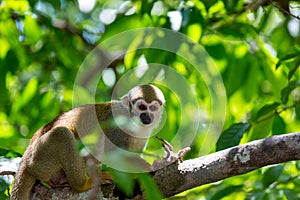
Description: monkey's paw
xmin=151 ymin=136 xmax=191 ymax=171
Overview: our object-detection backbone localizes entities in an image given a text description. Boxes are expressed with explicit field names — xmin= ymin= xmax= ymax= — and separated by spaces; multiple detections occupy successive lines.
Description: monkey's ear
xmin=121 ymin=95 xmax=130 ymax=109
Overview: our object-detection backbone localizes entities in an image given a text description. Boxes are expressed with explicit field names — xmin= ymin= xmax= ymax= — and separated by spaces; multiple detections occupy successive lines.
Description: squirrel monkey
xmin=11 ymin=84 xmax=165 ymax=200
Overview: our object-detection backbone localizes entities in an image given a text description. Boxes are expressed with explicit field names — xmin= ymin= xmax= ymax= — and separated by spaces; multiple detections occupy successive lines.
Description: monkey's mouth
xmin=140 ymin=113 xmax=153 ymax=125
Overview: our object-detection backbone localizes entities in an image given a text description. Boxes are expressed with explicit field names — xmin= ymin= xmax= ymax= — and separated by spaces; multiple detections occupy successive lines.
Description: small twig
xmin=270 ymin=173 xmax=300 ymax=189
xmin=0 ymin=171 xmax=16 ymax=176
xmin=253 ymin=101 xmax=300 ymax=125
xmin=268 ymin=0 xmax=300 ymax=20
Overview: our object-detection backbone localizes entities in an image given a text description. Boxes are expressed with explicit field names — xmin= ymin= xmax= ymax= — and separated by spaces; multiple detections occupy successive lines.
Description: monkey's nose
xmin=140 ymin=113 xmax=152 ymax=125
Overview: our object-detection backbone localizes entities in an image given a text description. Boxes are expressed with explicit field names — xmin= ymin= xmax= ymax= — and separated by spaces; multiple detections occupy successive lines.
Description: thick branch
xmin=29 ymin=132 xmax=300 ymax=199
xmin=153 ymin=132 xmax=300 ymax=197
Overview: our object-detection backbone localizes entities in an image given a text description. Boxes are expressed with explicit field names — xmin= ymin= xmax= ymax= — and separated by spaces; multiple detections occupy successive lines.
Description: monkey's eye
xmin=149 ymin=105 xmax=158 ymax=111
xmin=138 ymin=104 xmax=147 ymax=111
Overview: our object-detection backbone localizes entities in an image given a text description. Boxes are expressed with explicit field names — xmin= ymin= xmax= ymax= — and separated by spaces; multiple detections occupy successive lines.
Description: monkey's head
xmin=122 ymin=84 xmax=165 ymax=127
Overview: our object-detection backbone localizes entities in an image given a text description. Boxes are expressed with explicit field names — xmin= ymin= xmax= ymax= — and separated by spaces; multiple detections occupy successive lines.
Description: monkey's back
xmin=30 ymin=103 xmax=115 ymax=142
xmin=30 ymin=101 xmax=150 ymax=152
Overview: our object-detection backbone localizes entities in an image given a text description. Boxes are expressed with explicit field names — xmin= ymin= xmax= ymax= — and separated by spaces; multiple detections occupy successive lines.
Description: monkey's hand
xmin=151 ymin=136 xmax=191 ymax=171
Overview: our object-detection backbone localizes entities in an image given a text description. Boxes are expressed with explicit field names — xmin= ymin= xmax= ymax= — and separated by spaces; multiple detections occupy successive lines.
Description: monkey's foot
xmin=151 ymin=136 xmax=191 ymax=171
xmin=45 ymin=170 xmax=70 ymax=188
xmin=99 ymin=171 xmax=113 ymax=184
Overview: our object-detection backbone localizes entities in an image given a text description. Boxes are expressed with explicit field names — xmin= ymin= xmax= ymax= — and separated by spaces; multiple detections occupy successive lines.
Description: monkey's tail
xmin=10 ymin=166 xmax=36 ymax=200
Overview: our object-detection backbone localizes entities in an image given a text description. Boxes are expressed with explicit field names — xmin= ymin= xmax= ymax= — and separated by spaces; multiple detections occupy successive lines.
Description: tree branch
xmin=29 ymin=132 xmax=300 ymax=199
xmin=153 ymin=132 xmax=300 ymax=197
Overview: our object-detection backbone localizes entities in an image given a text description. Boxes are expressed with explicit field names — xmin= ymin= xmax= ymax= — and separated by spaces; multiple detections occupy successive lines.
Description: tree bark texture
xmin=30 ymin=132 xmax=300 ymax=199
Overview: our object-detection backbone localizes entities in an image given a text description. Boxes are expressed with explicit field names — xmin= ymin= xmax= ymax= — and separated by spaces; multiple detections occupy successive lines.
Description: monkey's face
xmin=132 ymin=99 xmax=163 ymax=126
xmin=120 ymin=84 xmax=165 ymax=131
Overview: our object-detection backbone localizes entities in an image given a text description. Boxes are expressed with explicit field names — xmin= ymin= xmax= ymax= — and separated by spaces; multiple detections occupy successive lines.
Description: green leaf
xmin=140 ymin=0 xmax=155 ymax=15
xmin=0 ymin=148 xmax=22 ymax=158
xmin=248 ymin=190 xmax=264 ymax=199
xmin=202 ymin=0 xmax=218 ymax=10
xmin=295 ymin=104 xmax=300 ymax=120
xmin=276 ymin=53 xmax=299 ymax=69
xmin=222 ymin=0 xmax=240 ymax=13
xmin=0 ymin=178 xmax=9 ymax=193
xmin=47 ymin=0 xmax=62 ymax=9
xmin=218 ymin=23 xmax=255 ymax=39
xmin=248 ymin=116 xmax=274 ymax=141
xmin=0 ymin=38 xmax=10 ymax=59
xmin=211 ymin=185 xmax=244 ymax=200
xmin=12 ymin=78 xmax=39 ymax=112
xmin=24 ymin=15 xmax=41 ymax=44
xmin=3 ymin=50 xmax=19 ymax=73
xmin=288 ymin=60 xmax=300 ymax=80
xmin=28 ymin=0 xmax=38 ymax=8
xmin=205 ymin=42 xmax=226 ymax=60
xmin=262 ymin=165 xmax=283 ymax=188
xmin=272 ymin=115 xmax=286 ymax=135
xmin=137 ymin=174 xmax=162 ymax=200
xmin=270 ymin=25 xmax=294 ymax=58
xmin=0 ymin=193 xmax=8 ymax=200
xmin=101 ymin=15 xmax=146 ymax=42
xmin=256 ymin=102 xmax=280 ymax=119
xmin=216 ymin=123 xmax=250 ymax=151
xmin=22 ymin=78 xmax=38 ymax=103
xmin=107 ymin=168 xmax=135 ymax=197
xmin=281 ymin=80 xmax=300 ymax=104
xmin=282 ymin=189 xmax=300 ymax=199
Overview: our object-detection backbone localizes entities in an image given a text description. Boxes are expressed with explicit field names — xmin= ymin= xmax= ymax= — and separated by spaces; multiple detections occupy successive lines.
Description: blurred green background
xmin=1 ymin=0 xmax=300 ymax=199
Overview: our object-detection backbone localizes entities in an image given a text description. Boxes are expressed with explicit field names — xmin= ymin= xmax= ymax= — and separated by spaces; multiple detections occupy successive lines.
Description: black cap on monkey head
xmin=129 ymin=84 xmax=165 ymax=105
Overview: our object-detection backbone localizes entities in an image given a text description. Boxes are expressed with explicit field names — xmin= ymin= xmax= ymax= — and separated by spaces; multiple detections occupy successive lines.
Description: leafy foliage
xmin=216 ymin=123 xmax=250 ymax=151
xmin=1 ymin=0 xmax=300 ymax=199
